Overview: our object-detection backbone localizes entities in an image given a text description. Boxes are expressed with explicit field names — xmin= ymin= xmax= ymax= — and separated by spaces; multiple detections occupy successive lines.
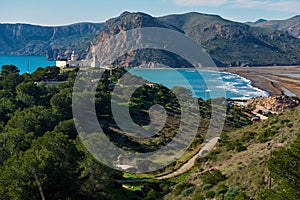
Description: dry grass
xmin=184 ymin=107 xmax=300 ymax=199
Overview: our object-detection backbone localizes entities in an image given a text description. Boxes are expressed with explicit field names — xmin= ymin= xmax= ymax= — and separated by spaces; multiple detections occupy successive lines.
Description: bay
xmin=0 ymin=55 xmax=55 ymax=74
xmin=0 ymin=56 xmax=268 ymax=100
xmin=128 ymin=68 xmax=268 ymax=100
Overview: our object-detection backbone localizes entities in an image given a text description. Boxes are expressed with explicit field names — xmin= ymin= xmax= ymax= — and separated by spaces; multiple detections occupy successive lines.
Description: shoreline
xmin=218 ymin=69 xmax=279 ymax=96
xmin=131 ymin=66 xmax=300 ymax=98
xmin=129 ymin=67 xmax=269 ymax=100
xmin=216 ymin=66 xmax=300 ymax=98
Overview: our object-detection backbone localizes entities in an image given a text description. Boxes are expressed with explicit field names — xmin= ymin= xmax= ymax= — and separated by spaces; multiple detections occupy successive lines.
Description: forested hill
xmin=0 ymin=65 xmax=299 ymax=199
xmin=1 ymin=12 xmax=300 ymax=66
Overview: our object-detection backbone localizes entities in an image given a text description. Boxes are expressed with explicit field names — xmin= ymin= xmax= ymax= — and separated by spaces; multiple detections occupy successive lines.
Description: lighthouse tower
xmin=70 ymin=50 xmax=78 ymax=61
xmin=91 ymin=44 xmax=97 ymax=68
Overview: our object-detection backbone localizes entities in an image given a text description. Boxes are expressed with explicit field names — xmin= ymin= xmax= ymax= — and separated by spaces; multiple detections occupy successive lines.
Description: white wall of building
xmin=56 ymin=61 xmax=67 ymax=68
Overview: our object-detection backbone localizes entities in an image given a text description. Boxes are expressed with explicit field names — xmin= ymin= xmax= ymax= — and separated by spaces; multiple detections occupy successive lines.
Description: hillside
xmin=0 ymin=66 xmax=255 ymax=199
xmin=163 ymin=106 xmax=300 ymax=199
xmin=159 ymin=12 xmax=300 ymax=67
xmin=0 ymin=64 xmax=299 ymax=199
xmin=249 ymin=15 xmax=300 ymax=39
xmin=0 ymin=22 xmax=103 ymax=60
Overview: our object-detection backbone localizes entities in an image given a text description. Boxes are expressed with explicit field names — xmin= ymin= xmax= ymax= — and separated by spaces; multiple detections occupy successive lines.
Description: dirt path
xmin=156 ymin=137 xmax=220 ymax=179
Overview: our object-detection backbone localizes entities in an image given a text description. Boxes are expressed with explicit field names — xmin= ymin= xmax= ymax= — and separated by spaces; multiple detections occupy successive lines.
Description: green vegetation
xmin=0 ymin=65 xmax=123 ymax=199
xmin=0 ymin=64 xmax=299 ymax=199
xmin=260 ymin=135 xmax=300 ymax=199
xmin=167 ymin=106 xmax=300 ymax=200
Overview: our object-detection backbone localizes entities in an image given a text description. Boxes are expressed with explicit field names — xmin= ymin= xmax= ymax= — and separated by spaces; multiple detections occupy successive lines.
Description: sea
xmin=0 ymin=56 xmax=268 ymax=100
xmin=0 ymin=55 xmax=55 ymax=74
xmin=128 ymin=68 xmax=268 ymax=100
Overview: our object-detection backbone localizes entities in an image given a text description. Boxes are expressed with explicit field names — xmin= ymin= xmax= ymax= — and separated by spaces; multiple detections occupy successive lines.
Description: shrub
xmin=200 ymin=170 xmax=227 ymax=185
xmin=234 ymin=192 xmax=250 ymax=200
xmin=235 ymin=143 xmax=247 ymax=152
xmin=257 ymin=128 xmax=278 ymax=143
xmin=181 ymin=186 xmax=195 ymax=196
xmin=216 ymin=184 xmax=229 ymax=196
xmin=145 ymin=189 xmax=160 ymax=200
xmin=241 ymin=131 xmax=256 ymax=142
xmin=205 ymin=191 xmax=216 ymax=199
xmin=193 ymin=190 xmax=205 ymax=200
xmin=224 ymin=187 xmax=240 ymax=200
xmin=173 ymin=182 xmax=194 ymax=196
xmin=202 ymin=183 xmax=213 ymax=190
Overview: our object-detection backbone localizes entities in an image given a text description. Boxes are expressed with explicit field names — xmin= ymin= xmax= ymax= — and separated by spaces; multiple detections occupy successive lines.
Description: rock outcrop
xmin=246 ymin=95 xmax=300 ymax=113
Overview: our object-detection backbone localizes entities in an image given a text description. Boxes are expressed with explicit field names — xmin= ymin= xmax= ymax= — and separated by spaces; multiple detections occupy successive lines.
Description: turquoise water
xmin=128 ymin=68 xmax=268 ymax=100
xmin=0 ymin=55 xmax=55 ymax=74
xmin=0 ymin=56 xmax=268 ymax=100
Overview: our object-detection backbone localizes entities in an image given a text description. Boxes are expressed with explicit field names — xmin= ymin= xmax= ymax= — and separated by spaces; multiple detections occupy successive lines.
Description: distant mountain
xmin=90 ymin=12 xmax=193 ymax=68
xmin=245 ymin=19 xmax=267 ymax=26
xmin=159 ymin=12 xmax=300 ymax=66
xmin=248 ymin=15 xmax=300 ymax=39
xmin=1 ymin=12 xmax=300 ymax=67
xmin=0 ymin=22 xmax=103 ymax=60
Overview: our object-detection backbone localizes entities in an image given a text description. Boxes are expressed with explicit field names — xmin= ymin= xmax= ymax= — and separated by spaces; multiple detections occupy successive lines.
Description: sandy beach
xmin=216 ymin=66 xmax=300 ymax=98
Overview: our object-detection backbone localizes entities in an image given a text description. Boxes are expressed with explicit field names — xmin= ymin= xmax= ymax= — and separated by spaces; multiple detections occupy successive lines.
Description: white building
xmin=56 ymin=50 xmax=99 ymax=68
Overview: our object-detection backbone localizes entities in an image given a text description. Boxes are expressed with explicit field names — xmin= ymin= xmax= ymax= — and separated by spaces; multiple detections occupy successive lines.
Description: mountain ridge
xmin=159 ymin=12 xmax=300 ymax=66
xmin=0 ymin=12 xmax=300 ymax=67
xmin=248 ymin=15 xmax=300 ymax=39
xmin=0 ymin=22 xmax=104 ymax=60
xmin=245 ymin=19 xmax=267 ymax=26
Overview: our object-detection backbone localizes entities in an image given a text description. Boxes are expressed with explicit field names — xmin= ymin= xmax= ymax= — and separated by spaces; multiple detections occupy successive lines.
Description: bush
xmin=234 ymin=192 xmax=250 ymax=200
xmin=193 ymin=190 xmax=205 ymax=200
xmin=235 ymin=143 xmax=247 ymax=152
xmin=145 ymin=189 xmax=160 ymax=200
xmin=205 ymin=191 xmax=216 ymax=199
xmin=241 ymin=131 xmax=256 ymax=142
xmin=200 ymin=170 xmax=227 ymax=185
xmin=224 ymin=187 xmax=240 ymax=200
xmin=202 ymin=183 xmax=213 ymax=190
xmin=173 ymin=182 xmax=194 ymax=196
xmin=257 ymin=128 xmax=278 ymax=143
xmin=216 ymin=184 xmax=229 ymax=196
xmin=181 ymin=186 xmax=195 ymax=196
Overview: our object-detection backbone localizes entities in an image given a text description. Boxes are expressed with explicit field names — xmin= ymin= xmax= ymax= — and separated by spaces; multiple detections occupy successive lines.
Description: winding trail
xmin=118 ymin=137 xmax=220 ymax=183
xmin=156 ymin=137 xmax=220 ymax=179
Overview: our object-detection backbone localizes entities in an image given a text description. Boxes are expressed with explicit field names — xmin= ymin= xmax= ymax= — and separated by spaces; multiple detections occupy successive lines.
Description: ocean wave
xmin=129 ymin=69 xmax=269 ymax=100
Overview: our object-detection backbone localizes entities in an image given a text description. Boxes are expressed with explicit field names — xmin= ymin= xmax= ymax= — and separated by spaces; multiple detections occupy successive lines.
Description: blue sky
xmin=0 ymin=0 xmax=299 ymax=26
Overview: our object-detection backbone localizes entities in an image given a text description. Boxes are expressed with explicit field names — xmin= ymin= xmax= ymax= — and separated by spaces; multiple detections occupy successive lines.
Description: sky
xmin=0 ymin=0 xmax=299 ymax=26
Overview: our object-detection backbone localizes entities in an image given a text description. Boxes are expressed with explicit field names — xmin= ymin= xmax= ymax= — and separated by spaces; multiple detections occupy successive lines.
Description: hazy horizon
xmin=1 ymin=0 xmax=299 ymax=26
xmin=0 ymin=11 xmax=298 ymax=27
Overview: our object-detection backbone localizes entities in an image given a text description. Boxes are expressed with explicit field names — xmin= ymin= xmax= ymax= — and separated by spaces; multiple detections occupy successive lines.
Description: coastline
xmin=129 ymin=67 xmax=269 ymax=100
xmin=128 ymin=66 xmax=300 ymax=98
xmin=216 ymin=66 xmax=300 ymax=98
